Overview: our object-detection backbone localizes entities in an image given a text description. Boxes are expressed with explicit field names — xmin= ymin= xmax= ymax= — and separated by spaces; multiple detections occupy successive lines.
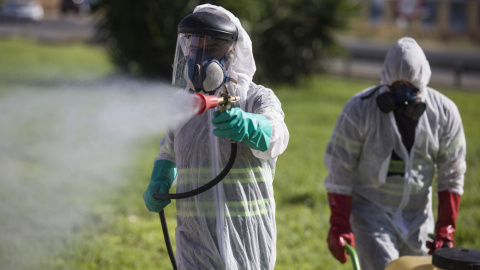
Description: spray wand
xmin=193 ymin=91 xmax=241 ymax=114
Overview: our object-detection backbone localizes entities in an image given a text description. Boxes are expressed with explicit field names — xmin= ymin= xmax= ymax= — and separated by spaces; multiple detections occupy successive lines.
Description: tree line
xmin=93 ymin=0 xmax=358 ymax=85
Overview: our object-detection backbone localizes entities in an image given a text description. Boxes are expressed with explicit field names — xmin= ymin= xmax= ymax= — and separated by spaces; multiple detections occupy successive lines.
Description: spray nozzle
xmin=194 ymin=92 xmax=240 ymax=114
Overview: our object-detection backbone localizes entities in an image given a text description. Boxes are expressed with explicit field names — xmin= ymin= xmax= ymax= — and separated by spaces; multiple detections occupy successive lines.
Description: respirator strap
xmin=361 ymin=85 xmax=384 ymax=100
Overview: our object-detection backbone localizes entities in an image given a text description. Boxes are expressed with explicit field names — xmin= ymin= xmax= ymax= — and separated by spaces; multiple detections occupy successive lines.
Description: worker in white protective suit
xmin=324 ymin=37 xmax=466 ymax=270
xmin=142 ymin=4 xmax=289 ymax=270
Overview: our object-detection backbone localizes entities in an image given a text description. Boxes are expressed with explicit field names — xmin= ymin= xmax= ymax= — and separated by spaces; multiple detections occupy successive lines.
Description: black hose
xmin=155 ymin=141 xmax=237 ymax=270
xmin=154 ymin=141 xmax=237 ymax=200
xmin=159 ymin=210 xmax=177 ymax=270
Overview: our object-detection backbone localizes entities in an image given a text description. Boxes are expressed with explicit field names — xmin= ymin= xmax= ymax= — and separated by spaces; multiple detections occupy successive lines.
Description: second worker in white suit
xmin=324 ymin=37 xmax=466 ymax=270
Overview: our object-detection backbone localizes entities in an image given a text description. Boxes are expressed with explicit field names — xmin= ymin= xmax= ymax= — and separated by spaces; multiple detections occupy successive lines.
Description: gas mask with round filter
xmin=376 ymin=81 xmax=426 ymax=121
xmin=172 ymin=12 xmax=238 ymax=94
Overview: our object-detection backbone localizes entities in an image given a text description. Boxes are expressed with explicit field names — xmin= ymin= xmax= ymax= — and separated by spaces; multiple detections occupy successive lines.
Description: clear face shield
xmin=172 ymin=34 xmax=235 ymax=93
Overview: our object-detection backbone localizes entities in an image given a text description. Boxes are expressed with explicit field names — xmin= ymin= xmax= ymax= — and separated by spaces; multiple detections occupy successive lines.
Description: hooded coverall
xmin=155 ymin=4 xmax=289 ymax=270
xmin=324 ymin=37 xmax=466 ymax=270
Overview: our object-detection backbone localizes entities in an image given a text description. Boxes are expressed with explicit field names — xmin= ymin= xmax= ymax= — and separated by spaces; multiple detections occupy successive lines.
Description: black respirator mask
xmin=376 ymin=83 xmax=426 ymax=121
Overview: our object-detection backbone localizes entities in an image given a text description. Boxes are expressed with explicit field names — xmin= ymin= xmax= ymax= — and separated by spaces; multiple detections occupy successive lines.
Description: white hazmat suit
xmin=324 ymin=37 xmax=466 ymax=270
xmin=156 ymin=4 xmax=289 ymax=269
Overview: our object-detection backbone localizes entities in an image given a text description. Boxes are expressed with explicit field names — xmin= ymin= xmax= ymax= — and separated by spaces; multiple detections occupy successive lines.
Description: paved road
xmin=1 ymin=16 xmax=478 ymax=89
xmin=0 ymin=15 xmax=94 ymax=43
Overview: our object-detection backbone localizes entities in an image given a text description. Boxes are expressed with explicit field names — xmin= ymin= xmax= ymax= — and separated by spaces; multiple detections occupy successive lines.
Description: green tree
xmin=93 ymin=0 xmax=358 ymax=84
xmin=93 ymin=0 xmax=200 ymax=78
xmin=247 ymin=0 xmax=359 ymax=84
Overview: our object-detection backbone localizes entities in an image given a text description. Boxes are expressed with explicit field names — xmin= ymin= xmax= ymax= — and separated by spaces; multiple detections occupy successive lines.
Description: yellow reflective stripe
xmin=331 ymin=131 xmax=363 ymax=152
xmin=229 ymin=167 xmax=262 ymax=174
xmin=230 ymin=198 xmax=272 ymax=208
xmin=389 ymin=160 xmax=405 ymax=173
xmin=390 ymin=160 xmax=404 ymax=165
xmin=229 ymin=208 xmax=270 ymax=217
xmin=176 ymin=176 xmax=265 ymax=185
xmin=179 ymin=198 xmax=271 ymax=207
xmin=379 ymin=177 xmax=406 ymax=195
xmin=177 ymin=167 xmax=261 ymax=174
xmin=178 ymin=198 xmax=273 ymax=217
xmin=176 ymin=167 xmax=265 ymax=185
xmin=222 ymin=177 xmax=265 ymax=184
xmin=379 ymin=185 xmax=406 ymax=195
xmin=180 ymin=208 xmax=271 ymax=218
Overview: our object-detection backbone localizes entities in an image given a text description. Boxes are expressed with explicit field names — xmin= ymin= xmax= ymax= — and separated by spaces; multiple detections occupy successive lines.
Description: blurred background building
xmin=357 ymin=0 xmax=480 ymax=41
xmin=330 ymin=0 xmax=480 ymax=89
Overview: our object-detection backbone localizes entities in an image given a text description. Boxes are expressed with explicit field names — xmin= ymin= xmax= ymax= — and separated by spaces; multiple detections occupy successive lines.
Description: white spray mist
xmin=0 ymin=77 xmax=200 ymax=269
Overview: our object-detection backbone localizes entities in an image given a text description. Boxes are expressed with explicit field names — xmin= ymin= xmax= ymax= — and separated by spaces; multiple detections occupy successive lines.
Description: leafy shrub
xmin=93 ymin=0 xmax=358 ymax=84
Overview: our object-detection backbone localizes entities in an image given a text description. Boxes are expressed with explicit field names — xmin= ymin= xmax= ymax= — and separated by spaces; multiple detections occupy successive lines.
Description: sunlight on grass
xmin=0 ymin=38 xmax=112 ymax=86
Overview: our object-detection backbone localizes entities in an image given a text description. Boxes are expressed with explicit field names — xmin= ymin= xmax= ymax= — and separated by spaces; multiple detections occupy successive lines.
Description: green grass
xmin=0 ymin=38 xmax=112 ymax=89
xmin=1 ymin=38 xmax=479 ymax=270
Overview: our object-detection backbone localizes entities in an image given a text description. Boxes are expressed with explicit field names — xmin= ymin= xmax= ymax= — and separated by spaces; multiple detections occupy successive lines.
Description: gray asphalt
xmin=0 ymin=15 xmax=94 ymax=43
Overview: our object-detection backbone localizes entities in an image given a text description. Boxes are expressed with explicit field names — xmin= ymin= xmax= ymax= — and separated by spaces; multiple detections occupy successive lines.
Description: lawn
xmin=0 ymin=38 xmax=479 ymax=270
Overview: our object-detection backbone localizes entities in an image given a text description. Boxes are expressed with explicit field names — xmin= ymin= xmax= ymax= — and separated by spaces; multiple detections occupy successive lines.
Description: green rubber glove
xmin=142 ymin=159 xmax=177 ymax=212
xmin=211 ymin=107 xmax=272 ymax=152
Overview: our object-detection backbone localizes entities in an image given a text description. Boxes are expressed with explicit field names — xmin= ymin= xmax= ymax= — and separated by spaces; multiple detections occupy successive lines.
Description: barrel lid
xmin=432 ymin=247 xmax=480 ymax=270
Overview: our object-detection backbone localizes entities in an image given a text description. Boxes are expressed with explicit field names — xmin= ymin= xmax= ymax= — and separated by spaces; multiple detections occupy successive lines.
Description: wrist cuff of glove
xmin=151 ymin=159 xmax=177 ymax=190
xmin=437 ymin=190 xmax=461 ymax=229
xmin=244 ymin=114 xmax=272 ymax=152
xmin=328 ymin=193 xmax=353 ymax=230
